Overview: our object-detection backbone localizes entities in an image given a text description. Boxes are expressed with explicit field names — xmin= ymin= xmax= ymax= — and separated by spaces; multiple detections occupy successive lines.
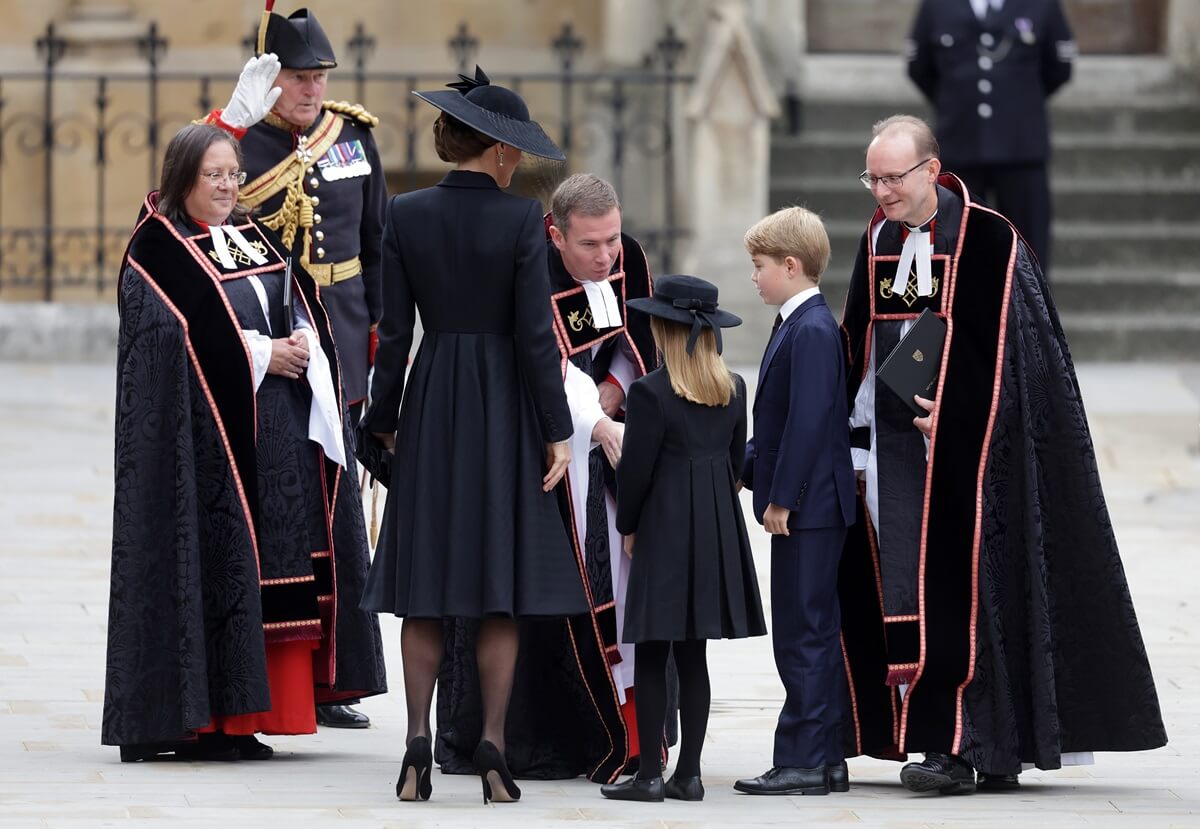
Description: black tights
xmin=634 ymin=639 xmax=709 ymax=780
xmin=400 ymin=617 xmax=518 ymax=752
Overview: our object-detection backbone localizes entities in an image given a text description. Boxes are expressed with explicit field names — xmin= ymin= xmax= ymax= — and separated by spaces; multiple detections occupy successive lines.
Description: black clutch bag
xmin=353 ymin=419 xmax=394 ymax=486
xmin=875 ymin=308 xmax=947 ymax=416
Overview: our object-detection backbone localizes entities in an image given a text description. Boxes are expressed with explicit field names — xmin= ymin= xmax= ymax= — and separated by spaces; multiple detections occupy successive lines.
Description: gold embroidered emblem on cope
xmin=207 ymin=239 xmax=269 ymax=268
xmin=879 ymin=268 xmax=940 ymax=308
xmin=567 ymin=307 xmax=596 ymax=333
xmin=913 ymin=349 xmax=925 ymax=362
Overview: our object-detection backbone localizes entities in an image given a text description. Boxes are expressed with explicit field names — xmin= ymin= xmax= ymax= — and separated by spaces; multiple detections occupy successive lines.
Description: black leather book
xmin=876 ymin=308 xmax=947 ymax=416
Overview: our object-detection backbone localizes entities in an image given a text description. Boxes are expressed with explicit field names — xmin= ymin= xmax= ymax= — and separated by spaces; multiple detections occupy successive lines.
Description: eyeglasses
xmin=199 ymin=170 xmax=247 ymax=185
xmin=858 ymin=158 xmax=932 ymax=190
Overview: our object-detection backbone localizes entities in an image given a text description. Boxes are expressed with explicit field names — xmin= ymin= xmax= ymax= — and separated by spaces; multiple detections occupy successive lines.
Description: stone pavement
xmin=0 ymin=360 xmax=1197 ymax=829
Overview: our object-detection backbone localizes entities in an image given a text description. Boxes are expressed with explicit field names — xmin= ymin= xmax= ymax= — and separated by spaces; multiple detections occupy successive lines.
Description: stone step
xmin=1046 ymin=269 xmax=1200 ymax=313
xmin=822 ymin=220 xmax=1200 ymax=269
xmin=1058 ymin=312 xmax=1200 ymax=361
xmin=771 ymin=132 xmax=1200 ymax=181
xmin=776 ymin=97 xmax=1200 ymax=137
xmin=769 ymin=178 xmax=1200 ymax=225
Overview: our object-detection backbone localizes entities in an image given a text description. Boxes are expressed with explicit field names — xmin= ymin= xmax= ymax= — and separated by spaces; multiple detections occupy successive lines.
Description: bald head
xmin=870 ymin=114 xmax=940 ymax=160
xmin=864 ymin=114 xmax=941 ymax=227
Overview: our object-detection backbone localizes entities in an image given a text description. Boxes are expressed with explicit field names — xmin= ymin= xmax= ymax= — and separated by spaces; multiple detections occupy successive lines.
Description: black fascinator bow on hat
xmin=412 ymin=65 xmax=566 ymax=161
xmin=448 ymin=65 xmax=490 ymax=94
xmin=627 ymin=274 xmax=742 ymax=355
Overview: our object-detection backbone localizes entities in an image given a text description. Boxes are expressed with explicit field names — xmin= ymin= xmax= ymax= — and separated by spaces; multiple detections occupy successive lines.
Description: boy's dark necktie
xmin=758 ymin=313 xmax=785 ymax=383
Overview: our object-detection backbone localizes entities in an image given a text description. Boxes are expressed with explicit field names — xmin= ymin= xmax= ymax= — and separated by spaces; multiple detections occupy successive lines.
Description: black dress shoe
xmin=316 ymin=704 xmax=370 ymax=728
xmin=829 ymin=760 xmax=849 ymax=792
xmin=734 ymin=766 xmax=829 ymax=796
xmin=900 ymin=752 xmax=976 ymax=795
xmin=601 ymin=776 xmax=665 ymax=802
xmin=230 ymin=735 xmax=274 ymax=760
xmin=976 ymin=772 xmax=1020 ymax=791
xmin=664 ymin=774 xmax=704 ymax=801
xmin=119 ymin=742 xmax=188 ymax=762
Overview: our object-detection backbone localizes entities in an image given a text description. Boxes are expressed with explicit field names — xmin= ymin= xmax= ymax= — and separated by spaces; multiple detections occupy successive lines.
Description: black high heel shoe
xmin=474 ymin=740 xmax=520 ymax=804
xmin=396 ymin=736 xmax=433 ymax=801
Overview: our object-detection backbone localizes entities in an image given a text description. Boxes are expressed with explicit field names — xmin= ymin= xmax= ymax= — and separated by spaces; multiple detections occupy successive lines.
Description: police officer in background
xmin=907 ymin=0 xmax=1076 ymax=272
xmin=205 ymin=6 xmax=387 ymax=730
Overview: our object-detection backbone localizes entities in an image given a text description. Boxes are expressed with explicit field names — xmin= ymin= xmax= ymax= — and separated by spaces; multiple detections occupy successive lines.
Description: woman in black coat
xmin=362 ymin=67 xmax=586 ymax=803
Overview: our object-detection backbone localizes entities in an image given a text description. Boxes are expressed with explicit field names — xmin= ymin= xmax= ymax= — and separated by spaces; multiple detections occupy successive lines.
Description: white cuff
xmin=606 ymin=348 xmax=638 ymax=396
xmin=242 ymin=330 xmax=272 ymax=391
xmin=565 ymin=362 xmax=606 ymax=449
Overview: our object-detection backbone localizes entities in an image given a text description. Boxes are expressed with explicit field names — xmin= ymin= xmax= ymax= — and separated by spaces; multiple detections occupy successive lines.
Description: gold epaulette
xmin=322 ymin=100 xmax=379 ymax=128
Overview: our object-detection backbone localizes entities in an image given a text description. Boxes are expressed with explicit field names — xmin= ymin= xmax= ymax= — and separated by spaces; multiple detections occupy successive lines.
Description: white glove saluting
xmin=221 ymin=54 xmax=283 ymax=129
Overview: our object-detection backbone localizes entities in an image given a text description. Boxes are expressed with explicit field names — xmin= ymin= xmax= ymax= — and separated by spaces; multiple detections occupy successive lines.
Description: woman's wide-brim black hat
xmin=627 ymin=274 xmax=742 ymax=354
xmin=413 ymin=66 xmax=566 ymax=162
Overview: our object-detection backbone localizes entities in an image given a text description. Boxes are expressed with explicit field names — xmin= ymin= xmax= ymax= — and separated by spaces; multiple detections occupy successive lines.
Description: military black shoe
xmin=900 ymin=752 xmax=976 ymax=795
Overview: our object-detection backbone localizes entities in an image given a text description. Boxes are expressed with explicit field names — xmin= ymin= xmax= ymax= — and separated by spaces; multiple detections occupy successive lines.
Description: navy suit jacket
xmin=743 ymin=294 xmax=855 ymax=530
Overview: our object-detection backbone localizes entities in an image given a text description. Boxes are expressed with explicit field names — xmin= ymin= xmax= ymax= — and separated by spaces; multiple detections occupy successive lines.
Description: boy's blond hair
xmin=743 ymin=206 xmax=831 ymax=284
xmin=650 ymin=316 xmax=736 ymax=408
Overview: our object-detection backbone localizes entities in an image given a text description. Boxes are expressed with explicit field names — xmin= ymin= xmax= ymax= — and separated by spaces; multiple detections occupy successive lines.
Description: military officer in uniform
xmin=205 ymin=5 xmax=387 ymax=730
xmin=907 ymin=0 xmax=1076 ymax=272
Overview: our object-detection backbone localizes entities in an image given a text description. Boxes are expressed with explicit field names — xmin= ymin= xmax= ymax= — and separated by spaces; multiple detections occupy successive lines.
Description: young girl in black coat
xmin=602 ymin=275 xmax=767 ymax=802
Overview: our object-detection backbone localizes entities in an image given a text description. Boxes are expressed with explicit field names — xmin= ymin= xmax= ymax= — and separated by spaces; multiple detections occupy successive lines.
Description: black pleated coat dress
xmin=361 ymin=170 xmax=586 ymax=620
xmin=616 ymin=369 xmax=766 ymax=642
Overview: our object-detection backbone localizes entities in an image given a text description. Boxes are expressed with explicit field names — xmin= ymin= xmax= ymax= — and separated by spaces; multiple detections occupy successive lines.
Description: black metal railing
xmin=0 ymin=19 xmax=692 ymax=300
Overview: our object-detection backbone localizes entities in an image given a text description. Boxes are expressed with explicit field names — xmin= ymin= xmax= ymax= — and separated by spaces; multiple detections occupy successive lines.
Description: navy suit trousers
xmin=770 ymin=525 xmax=847 ymax=768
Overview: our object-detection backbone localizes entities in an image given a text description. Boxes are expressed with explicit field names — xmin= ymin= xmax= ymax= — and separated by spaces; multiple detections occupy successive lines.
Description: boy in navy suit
xmin=734 ymin=207 xmax=856 ymax=796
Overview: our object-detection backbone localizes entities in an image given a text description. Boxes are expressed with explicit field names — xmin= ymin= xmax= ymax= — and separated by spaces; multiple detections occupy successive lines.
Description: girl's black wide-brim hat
xmin=413 ymin=66 xmax=566 ymax=162
xmin=627 ymin=274 xmax=742 ymax=354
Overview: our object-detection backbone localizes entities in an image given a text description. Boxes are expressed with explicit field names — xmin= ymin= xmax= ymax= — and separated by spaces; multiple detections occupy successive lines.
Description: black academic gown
xmin=838 ymin=174 xmax=1166 ymax=774
xmin=102 ymin=195 xmax=386 ymax=747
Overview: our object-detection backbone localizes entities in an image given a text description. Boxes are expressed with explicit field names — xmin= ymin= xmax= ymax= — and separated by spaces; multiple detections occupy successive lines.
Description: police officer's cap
xmin=263 ymin=8 xmax=337 ymax=70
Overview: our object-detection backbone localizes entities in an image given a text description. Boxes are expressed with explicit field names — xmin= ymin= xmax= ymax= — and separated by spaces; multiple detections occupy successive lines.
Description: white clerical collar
xmin=779 ymin=285 xmax=821 ymax=323
xmin=209 ymin=224 xmax=267 ymax=270
xmin=577 ymin=277 xmax=622 ymax=330
xmin=895 ymin=209 xmax=937 ymax=298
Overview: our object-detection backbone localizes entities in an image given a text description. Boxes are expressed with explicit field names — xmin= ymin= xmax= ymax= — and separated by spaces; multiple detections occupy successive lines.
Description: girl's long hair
xmin=650 ymin=316 xmax=736 ymax=407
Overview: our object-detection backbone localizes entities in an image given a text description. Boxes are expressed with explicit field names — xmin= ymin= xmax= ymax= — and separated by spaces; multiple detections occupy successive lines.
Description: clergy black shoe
xmin=900 ymin=752 xmax=976 ymax=795
xmin=174 ymin=733 xmax=242 ymax=762
xmin=315 ymin=704 xmax=370 ymax=728
xmin=664 ymin=774 xmax=704 ymax=801
xmin=601 ymin=776 xmax=665 ymax=802
xmin=119 ymin=742 xmax=190 ymax=763
xmin=976 ymin=772 xmax=1021 ymax=792
xmin=829 ymin=760 xmax=850 ymax=792
xmin=734 ymin=766 xmax=829 ymax=795
xmin=231 ymin=735 xmax=274 ymax=760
